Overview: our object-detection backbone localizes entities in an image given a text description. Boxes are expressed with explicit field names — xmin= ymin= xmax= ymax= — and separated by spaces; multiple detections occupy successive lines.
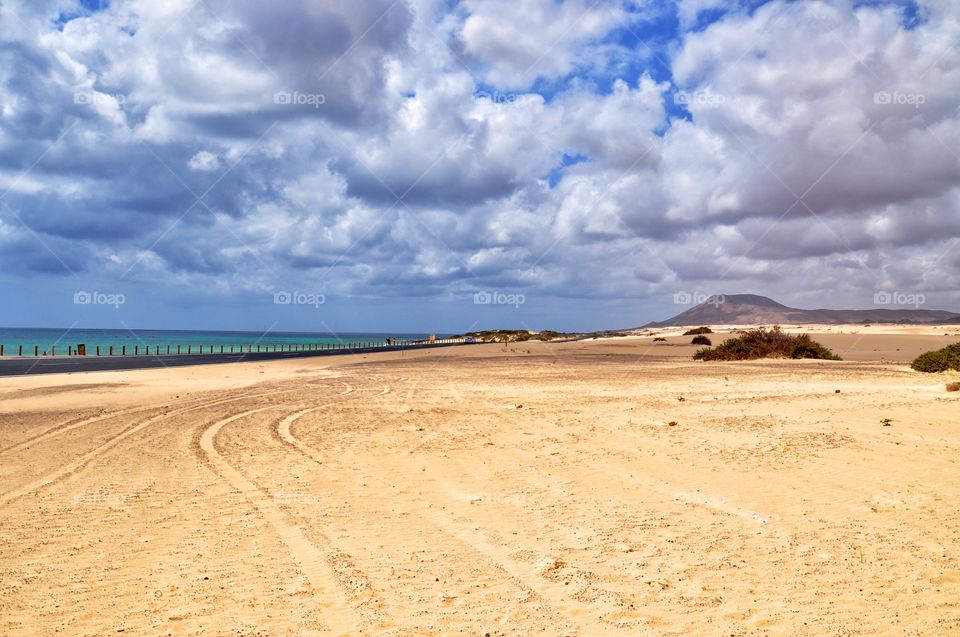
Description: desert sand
xmin=1 ymin=328 xmax=958 ymax=635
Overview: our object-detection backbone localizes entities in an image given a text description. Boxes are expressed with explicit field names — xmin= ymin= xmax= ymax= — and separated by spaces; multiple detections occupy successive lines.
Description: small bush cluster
xmin=691 ymin=335 xmax=712 ymax=346
xmin=683 ymin=326 xmax=713 ymax=335
xmin=652 ymin=337 xmax=667 ymax=342
xmin=457 ymin=329 xmax=579 ymax=343
xmin=692 ymin=326 xmax=840 ymax=361
xmin=910 ymin=342 xmax=960 ymax=373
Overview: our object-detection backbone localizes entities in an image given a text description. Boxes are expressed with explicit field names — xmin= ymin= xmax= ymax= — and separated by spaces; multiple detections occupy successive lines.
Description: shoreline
xmin=0 ymin=339 xmax=478 ymax=377
xmin=2 ymin=325 xmax=959 ymax=376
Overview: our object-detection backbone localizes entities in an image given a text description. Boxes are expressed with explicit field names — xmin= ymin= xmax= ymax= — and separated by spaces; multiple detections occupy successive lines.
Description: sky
xmin=0 ymin=0 xmax=957 ymax=333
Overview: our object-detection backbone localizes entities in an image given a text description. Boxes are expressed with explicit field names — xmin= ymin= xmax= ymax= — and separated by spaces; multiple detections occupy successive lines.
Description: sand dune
xmin=1 ymin=332 xmax=958 ymax=635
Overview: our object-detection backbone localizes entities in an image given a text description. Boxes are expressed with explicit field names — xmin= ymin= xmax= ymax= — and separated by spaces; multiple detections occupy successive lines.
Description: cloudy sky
xmin=0 ymin=0 xmax=957 ymax=333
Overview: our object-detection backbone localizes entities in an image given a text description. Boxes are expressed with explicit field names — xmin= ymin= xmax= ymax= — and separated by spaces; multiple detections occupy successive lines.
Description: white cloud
xmin=457 ymin=0 xmax=633 ymax=88
xmin=1 ymin=0 xmax=959 ymax=329
xmin=187 ymin=150 xmax=221 ymax=172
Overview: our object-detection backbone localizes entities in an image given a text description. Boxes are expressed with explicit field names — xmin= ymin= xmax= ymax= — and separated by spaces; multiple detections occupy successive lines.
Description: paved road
xmin=0 ymin=342 xmax=475 ymax=377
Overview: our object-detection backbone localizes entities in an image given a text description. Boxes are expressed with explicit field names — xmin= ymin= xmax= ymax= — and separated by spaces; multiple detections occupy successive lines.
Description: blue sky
xmin=0 ymin=0 xmax=957 ymax=332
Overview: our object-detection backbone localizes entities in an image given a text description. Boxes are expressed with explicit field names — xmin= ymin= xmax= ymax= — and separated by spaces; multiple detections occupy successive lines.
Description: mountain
xmin=642 ymin=294 xmax=960 ymax=327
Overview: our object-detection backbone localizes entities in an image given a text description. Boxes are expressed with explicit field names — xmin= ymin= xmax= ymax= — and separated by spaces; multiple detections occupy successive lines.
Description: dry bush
xmin=693 ymin=326 xmax=840 ymax=361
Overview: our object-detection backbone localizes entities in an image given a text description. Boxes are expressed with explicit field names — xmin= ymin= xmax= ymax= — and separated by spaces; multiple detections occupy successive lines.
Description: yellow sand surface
xmin=1 ymin=330 xmax=958 ymax=635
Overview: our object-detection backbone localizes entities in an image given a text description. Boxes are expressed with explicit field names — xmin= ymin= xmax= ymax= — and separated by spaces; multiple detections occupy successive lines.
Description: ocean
xmin=0 ymin=327 xmax=442 ymax=356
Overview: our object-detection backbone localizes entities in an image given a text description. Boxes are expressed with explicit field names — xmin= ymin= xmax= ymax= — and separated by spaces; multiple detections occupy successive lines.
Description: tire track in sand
xmin=0 ymin=377 xmax=342 ymax=458
xmin=277 ymin=392 xmax=614 ymax=635
xmin=0 ymin=406 xmax=154 ymax=456
xmin=275 ymin=381 xmax=385 ymax=463
xmin=0 ymin=385 xmax=326 ymax=507
xmin=199 ymin=403 xmax=361 ymax=636
xmin=273 ymin=403 xmax=389 ymax=630
xmin=0 ymin=410 xmax=179 ymax=508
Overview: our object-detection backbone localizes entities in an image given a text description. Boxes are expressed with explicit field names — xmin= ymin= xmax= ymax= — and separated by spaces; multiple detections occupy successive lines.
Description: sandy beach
xmin=1 ymin=327 xmax=958 ymax=635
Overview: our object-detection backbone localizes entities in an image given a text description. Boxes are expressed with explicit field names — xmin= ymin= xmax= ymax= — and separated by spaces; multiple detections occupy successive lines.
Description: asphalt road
xmin=0 ymin=341 xmax=476 ymax=377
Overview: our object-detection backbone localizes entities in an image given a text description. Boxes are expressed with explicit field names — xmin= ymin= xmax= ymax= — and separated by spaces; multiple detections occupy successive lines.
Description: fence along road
xmin=0 ymin=339 xmax=476 ymax=377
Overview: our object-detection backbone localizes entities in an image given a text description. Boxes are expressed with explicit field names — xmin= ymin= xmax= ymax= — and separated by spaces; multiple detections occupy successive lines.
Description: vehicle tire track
xmin=199 ymin=405 xmax=362 ymax=636
xmin=276 ymin=394 xmax=612 ymax=635
xmin=275 ymin=381 xmax=360 ymax=463
xmin=0 ymin=407 xmax=148 ymax=456
xmin=0 ymin=385 xmax=321 ymax=507
xmin=363 ymin=449 xmax=618 ymax=635
xmin=0 ymin=382 xmax=324 ymax=457
xmin=0 ymin=409 xmax=176 ymax=507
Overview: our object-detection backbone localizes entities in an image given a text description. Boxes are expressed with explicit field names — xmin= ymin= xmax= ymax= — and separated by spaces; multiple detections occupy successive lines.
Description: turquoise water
xmin=0 ymin=328 xmax=443 ymax=357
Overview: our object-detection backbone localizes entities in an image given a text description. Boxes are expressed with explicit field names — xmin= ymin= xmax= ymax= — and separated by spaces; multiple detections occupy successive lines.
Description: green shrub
xmin=693 ymin=326 xmax=840 ymax=361
xmin=691 ymin=335 xmax=712 ymax=346
xmin=910 ymin=343 xmax=960 ymax=373
xmin=683 ymin=326 xmax=713 ymax=335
